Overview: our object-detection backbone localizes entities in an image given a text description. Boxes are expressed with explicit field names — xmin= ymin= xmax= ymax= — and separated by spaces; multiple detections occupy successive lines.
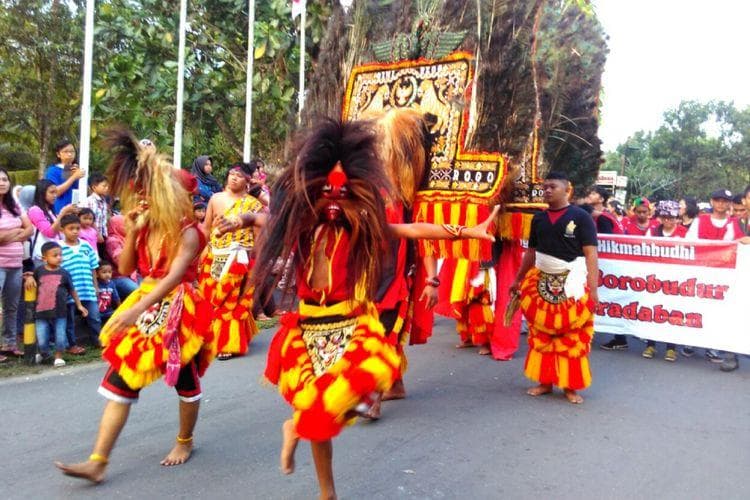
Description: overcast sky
xmin=594 ymin=0 xmax=750 ymax=152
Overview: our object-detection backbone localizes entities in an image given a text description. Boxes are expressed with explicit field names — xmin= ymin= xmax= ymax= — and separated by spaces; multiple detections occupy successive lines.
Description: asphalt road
xmin=2 ymin=318 xmax=749 ymax=499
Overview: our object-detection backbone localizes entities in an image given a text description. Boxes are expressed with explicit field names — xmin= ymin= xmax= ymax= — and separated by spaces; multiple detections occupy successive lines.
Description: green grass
xmin=0 ymin=347 xmax=103 ymax=379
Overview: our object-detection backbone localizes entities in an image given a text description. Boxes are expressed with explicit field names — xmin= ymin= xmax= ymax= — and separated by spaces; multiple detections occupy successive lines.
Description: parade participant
xmin=679 ymin=196 xmax=699 ymax=230
xmin=622 ymin=196 xmax=656 ymax=236
xmin=683 ymin=188 xmax=750 ymax=372
xmin=646 ymin=200 xmax=687 ymax=238
xmin=55 ymin=128 xmax=214 ymax=483
xmin=199 ymin=161 xmax=264 ymax=360
xmin=732 ymin=193 xmax=747 ymax=234
xmin=642 ymin=200 xmax=684 ymax=361
xmin=685 ymin=189 xmax=742 ymax=241
xmin=437 ymin=258 xmax=495 ymax=355
xmin=365 ymin=109 xmax=438 ymax=416
xmin=509 ymin=171 xmax=598 ymax=404
xmin=217 ymin=119 xmax=497 ymax=500
xmin=586 ymin=186 xmax=623 ymax=234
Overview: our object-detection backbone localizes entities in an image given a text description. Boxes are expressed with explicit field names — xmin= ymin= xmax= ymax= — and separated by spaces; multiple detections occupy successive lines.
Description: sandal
xmin=67 ymin=345 xmax=87 ymax=355
xmin=9 ymin=348 xmax=24 ymax=357
xmin=0 ymin=354 xmax=8 ymax=363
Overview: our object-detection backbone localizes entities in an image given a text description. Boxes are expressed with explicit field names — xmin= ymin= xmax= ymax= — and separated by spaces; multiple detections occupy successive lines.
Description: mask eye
xmin=322 ymin=184 xmax=332 ymax=194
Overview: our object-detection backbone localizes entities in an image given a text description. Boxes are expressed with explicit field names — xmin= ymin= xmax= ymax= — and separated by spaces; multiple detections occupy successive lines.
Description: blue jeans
xmin=36 ymin=318 xmax=67 ymax=354
xmin=114 ymin=276 xmax=138 ymax=301
xmin=0 ymin=267 xmax=22 ymax=348
xmin=66 ymin=300 xmax=102 ymax=347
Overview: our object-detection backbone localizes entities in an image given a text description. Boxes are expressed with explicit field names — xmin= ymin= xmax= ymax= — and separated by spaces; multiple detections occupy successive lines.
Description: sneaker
xmin=35 ymin=353 xmax=42 ymax=364
xmin=642 ymin=346 xmax=656 ymax=359
xmin=601 ymin=339 xmax=629 ymax=351
xmin=53 ymin=358 xmax=66 ymax=368
xmin=705 ymin=350 xmax=723 ymax=363
xmin=720 ymin=355 xmax=739 ymax=372
xmin=680 ymin=346 xmax=695 ymax=358
xmin=664 ymin=349 xmax=677 ymax=362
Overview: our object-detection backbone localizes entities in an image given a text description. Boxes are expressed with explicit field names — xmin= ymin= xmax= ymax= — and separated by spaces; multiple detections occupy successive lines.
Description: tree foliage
xmin=603 ymin=101 xmax=750 ymax=201
xmin=0 ymin=0 xmax=329 ymax=180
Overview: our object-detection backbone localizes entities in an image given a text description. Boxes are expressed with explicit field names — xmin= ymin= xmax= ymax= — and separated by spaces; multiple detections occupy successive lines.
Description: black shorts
xmin=98 ymin=360 xmax=202 ymax=404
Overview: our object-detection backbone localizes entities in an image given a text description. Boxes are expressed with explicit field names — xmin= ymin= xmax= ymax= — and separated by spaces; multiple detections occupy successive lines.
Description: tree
xmin=0 ymin=0 xmax=84 ymax=175
xmin=603 ymin=100 xmax=750 ymax=201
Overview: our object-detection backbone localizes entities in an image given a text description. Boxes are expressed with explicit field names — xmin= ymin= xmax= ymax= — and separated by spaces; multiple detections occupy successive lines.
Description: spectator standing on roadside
xmin=81 ymin=173 xmax=111 ymax=252
xmin=190 ymin=155 xmax=222 ymax=205
xmin=59 ymin=213 xmax=101 ymax=354
xmin=45 ymin=140 xmax=86 ymax=214
xmin=104 ymin=215 xmax=138 ymax=300
xmin=0 ymin=168 xmax=34 ymax=361
xmin=27 ymin=180 xmax=77 ymax=268
xmin=31 ymin=241 xmax=89 ymax=367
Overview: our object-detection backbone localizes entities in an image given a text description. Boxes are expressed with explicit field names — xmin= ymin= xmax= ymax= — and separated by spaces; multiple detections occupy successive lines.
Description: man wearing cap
xmin=685 ymin=189 xmax=742 ymax=241
xmin=509 ymin=171 xmax=599 ymax=404
xmin=684 ymin=189 xmax=745 ymax=370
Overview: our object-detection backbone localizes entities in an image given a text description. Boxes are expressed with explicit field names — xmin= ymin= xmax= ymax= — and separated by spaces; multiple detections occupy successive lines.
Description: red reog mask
xmin=321 ymin=162 xmax=349 ymax=221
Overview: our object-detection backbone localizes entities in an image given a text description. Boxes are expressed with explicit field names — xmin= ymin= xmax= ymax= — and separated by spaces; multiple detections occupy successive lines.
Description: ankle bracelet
xmin=176 ymin=435 xmax=193 ymax=444
xmin=89 ymin=453 xmax=109 ymax=464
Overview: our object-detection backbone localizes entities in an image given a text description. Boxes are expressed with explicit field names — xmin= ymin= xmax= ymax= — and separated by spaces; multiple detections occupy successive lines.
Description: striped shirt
xmin=61 ymin=240 xmax=99 ymax=302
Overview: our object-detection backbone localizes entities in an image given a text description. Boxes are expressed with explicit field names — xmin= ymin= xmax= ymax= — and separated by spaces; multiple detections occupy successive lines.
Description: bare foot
xmin=382 ymin=379 xmax=406 ymax=401
xmin=526 ymin=384 xmax=553 ymax=397
xmin=280 ymin=419 xmax=299 ymax=474
xmin=455 ymin=340 xmax=474 ymax=349
xmin=361 ymin=393 xmax=382 ymax=420
xmin=477 ymin=345 xmax=491 ymax=356
xmin=160 ymin=441 xmax=192 ymax=466
xmin=55 ymin=460 xmax=107 ymax=484
xmin=564 ymin=389 xmax=584 ymax=404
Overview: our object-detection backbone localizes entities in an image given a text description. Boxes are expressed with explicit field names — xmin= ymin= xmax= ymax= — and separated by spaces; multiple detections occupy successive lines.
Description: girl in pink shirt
xmin=77 ymin=207 xmax=100 ymax=257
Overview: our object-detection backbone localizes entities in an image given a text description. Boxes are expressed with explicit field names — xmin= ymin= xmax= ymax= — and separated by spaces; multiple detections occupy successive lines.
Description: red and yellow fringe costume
xmin=520 ymin=268 xmax=594 ymax=390
xmin=100 ymin=225 xmax=215 ymax=390
xmin=265 ymin=225 xmax=400 ymax=441
xmin=435 ymin=259 xmax=495 ymax=346
xmin=198 ymin=195 xmax=263 ymax=356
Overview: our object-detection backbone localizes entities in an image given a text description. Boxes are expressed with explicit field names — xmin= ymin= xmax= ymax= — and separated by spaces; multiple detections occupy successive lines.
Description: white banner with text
xmin=595 ymin=235 xmax=750 ymax=354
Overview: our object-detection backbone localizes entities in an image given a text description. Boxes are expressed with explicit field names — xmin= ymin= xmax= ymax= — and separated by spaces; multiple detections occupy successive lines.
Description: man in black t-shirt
xmin=510 ymin=172 xmax=599 ymax=404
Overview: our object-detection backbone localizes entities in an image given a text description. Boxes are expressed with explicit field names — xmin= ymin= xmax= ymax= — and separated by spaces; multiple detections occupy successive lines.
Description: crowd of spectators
xmin=0 ymin=140 xmax=278 ymax=365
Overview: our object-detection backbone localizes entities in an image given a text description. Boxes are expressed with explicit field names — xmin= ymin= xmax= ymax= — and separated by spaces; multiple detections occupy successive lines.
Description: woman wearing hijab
xmin=190 ymin=156 xmax=222 ymax=205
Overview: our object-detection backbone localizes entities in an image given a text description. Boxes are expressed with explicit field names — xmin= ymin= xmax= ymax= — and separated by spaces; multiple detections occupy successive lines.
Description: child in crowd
xmin=31 ymin=242 xmax=89 ymax=367
xmin=78 ymin=208 xmax=100 ymax=257
xmin=96 ymin=261 xmax=120 ymax=326
xmin=82 ymin=173 xmax=111 ymax=254
xmin=193 ymin=201 xmax=207 ymax=223
xmin=59 ymin=213 xmax=101 ymax=352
